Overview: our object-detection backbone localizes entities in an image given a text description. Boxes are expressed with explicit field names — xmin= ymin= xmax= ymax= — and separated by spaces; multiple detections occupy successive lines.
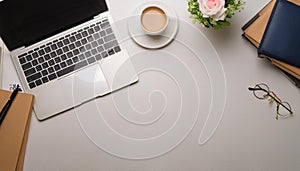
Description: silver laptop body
xmin=1 ymin=2 xmax=138 ymax=120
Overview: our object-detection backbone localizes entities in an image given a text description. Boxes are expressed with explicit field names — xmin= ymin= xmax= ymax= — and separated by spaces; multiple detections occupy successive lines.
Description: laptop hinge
xmin=93 ymin=14 xmax=102 ymax=19
xmin=12 ymin=46 xmax=26 ymax=53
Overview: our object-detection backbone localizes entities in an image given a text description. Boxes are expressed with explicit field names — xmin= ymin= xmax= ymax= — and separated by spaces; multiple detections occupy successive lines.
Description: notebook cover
xmin=0 ymin=89 xmax=34 ymax=171
xmin=258 ymin=0 xmax=300 ymax=68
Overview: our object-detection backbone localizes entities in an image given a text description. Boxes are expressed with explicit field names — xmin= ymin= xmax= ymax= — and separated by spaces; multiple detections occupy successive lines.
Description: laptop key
xmin=94 ymin=26 xmax=100 ymax=32
xmin=72 ymin=56 xmax=79 ymax=63
xmin=70 ymin=36 xmax=76 ymax=42
xmin=63 ymin=39 xmax=70 ymax=45
xmin=48 ymin=73 xmax=57 ymax=81
xmin=42 ymin=62 xmax=49 ymax=69
xmin=108 ymin=49 xmax=115 ymax=56
xmin=67 ymin=52 xmax=73 ymax=58
xmin=24 ymin=68 xmax=36 ymax=76
xmin=38 ymin=49 xmax=45 ymax=56
xmin=99 ymin=31 xmax=106 ymax=37
xmin=54 ymin=64 xmax=61 ymax=71
xmin=19 ymin=57 xmax=26 ymax=64
xmin=26 ymin=55 xmax=33 ymax=61
xmin=32 ymin=52 xmax=39 ymax=58
xmin=66 ymin=59 xmax=73 ymax=65
xmin=81 ymin=38 xmax=88 ymax=45
xmin=104 ymin=34 xmax=115 ymax=42
xmin=32 ymin=59 xmax=38 ymax=66
xmin=87 ymin=35 xmax=94 ymax=42
xmin=88 ymin=28 xmax=94 ymax=34
xmin=85 ymin=51 xmax=92 ymax=58
xmin=60 ymin=54 xmax=67 ymax=61
xmin=36 ymin=65 xmax=42 ymax=71
xmin=95 ymin=54 xmax=102 ymax=61
xmin=100 ymin=22 xmax=110 ymax=29
xmin=78 ymin=54 xmax=85 ymax=60
xmin=60 ymin=62 xmax=67 ymax=68
xmin=82 ymin=31 xmax=88 ymax=37
xmin=97 ymin=46 xmax=104 ymax=53
xmin=69 ymin=43 xmax=76 ymax=50
xmin=48 ymin=67 xmax=55 ymax=74
xmin=106 ymin=28 xmax=113 ymax=34
xmin=51 ymin=44 xmax=58 ymax=51
xmin=104 ymin=40 xmax=117 ymax=50
xmin=91 ymin=41 xmax=98 ymax=48
xmin=35 ymin=79 xmax=43 ymax=86
xmin=45 ymin=47 xmax=51 ymax=53
xmin=50 ymin=51 xmax=57 ymax=58
xmin=57 ymin=60 xmax=88 ymax=77
xmin=91 ymin=49 xmax=98 ymax=55
xmin=97 ymin=38 xmax=104 ymax=45
xmin=87 ymin=57 xmax=96 ymax=64
xmin=38 ymin=57 xmax=45 ymax=63
xmin=85 ymin=44 xmax=92 ymax=50
xmin=62 ymin=46 xmax=69 ymax=53
xmin=54 ymin=57 xmax=61 ymax=63
xmin=56 ymin=49 xmax=63 ymax=55
xmin=29 ymin=82 xmax=36 ymax=89
xmin=41 ymin=70 xmax=48 ymax=76
xmin=114 ymin=46 xmax=121 ymax=53
xmin=75 ymin=41 xmax=81 ymax=47
xmin=44 ymin=54 xmax=51 ymax=60
xmin=75 ymin=33 xmax=82 ymax=40
xmin=73 ymin=49 xmax=80 ymax=55
xmin=57 ymin=41 xmax=64 ymax=48
xmin=101 ymin=51 xmax=108 ymax=58
xmin=22 ymin=62 xmax=32 ymax=70
xmin=42 ymin=77 xmax=49 ymax=83
xmin=48 ymin=59 xmax=55 ymax=66
xmin=79 ymin=46 xmax=86 ymax=53
xmin=26 ymin=72 xmax=42 ymax=82
xmin=93 ymin=33 xmax=100 ymax=40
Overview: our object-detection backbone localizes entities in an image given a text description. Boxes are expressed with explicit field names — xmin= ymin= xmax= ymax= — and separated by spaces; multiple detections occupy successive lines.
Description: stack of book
xmin=242 ymin=0 xmax=300 ymax=87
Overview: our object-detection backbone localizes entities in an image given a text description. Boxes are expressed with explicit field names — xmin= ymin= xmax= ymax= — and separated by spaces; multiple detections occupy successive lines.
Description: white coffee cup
xmin=140 ymin=5 xmax=169 ymax=36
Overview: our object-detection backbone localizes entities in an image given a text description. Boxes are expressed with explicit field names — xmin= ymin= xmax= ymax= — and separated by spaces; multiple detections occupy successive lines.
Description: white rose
xmin=199 ymin=0 xmax=227 ymax=21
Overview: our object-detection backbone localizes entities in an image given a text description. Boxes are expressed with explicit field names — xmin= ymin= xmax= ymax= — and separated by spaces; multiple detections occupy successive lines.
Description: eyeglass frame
xmin=248 ymin=83 xmax=293 ymax=119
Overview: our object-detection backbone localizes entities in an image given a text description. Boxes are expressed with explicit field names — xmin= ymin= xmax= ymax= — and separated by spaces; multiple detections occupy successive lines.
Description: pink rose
xmin=199 ymin=0 xmax=227 ymax=21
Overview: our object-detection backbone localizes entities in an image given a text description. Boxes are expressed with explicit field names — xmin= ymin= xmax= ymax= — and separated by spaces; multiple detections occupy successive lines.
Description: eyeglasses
xmin=248 ymin=83 xmax=293 ymax=119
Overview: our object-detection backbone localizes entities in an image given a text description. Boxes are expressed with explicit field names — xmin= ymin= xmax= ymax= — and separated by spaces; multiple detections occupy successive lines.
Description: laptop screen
xmin=0 ymin=0 xmax=108 ymax=51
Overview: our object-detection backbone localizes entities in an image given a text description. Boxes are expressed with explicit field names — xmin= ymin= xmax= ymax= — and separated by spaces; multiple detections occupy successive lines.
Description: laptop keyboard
xmin=17 ymin=18 xmax=121 ymax=89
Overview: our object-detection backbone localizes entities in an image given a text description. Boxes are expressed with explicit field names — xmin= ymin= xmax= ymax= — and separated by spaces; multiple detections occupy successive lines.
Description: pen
xmin=0 ymin=85 xmax=21 ymax=126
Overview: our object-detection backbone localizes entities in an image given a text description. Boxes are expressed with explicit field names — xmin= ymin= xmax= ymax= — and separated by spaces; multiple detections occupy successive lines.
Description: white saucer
xmin=127 ymin=1 xmax=178 ymax=49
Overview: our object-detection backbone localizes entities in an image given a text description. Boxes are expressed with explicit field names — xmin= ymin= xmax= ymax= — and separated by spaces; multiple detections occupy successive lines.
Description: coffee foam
xmin=141 ymin=6 xmax=167 ymax=33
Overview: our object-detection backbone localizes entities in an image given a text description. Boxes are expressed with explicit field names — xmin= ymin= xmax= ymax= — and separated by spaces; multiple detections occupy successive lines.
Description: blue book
xmin=258 ymin=0 xmax=300 ymax=68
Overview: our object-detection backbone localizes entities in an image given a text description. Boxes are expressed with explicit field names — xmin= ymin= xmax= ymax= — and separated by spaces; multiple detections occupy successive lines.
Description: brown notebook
xmin=242 ymin=0 xmax=300 ymax=80
xmin=0 ymin=89 xmax=34 ymax=171
xmin=243 ymin=0 xmax=276 ymax=47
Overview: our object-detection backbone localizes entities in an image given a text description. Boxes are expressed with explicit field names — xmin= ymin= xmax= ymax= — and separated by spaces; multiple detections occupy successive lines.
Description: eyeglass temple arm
xmin=248 ymin=87 xmax=293 ymax=114
xmin=248 ymin=87 xmax=268 ymax=93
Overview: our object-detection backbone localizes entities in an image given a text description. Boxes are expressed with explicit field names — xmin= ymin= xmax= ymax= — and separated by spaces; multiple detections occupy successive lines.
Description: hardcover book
xmin=258 ymin=0 xmax=300 ymax=68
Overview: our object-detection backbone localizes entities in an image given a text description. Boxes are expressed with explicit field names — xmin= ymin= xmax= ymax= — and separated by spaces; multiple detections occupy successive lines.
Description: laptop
xmin=0 ymin=0 xmax=138 ymax=120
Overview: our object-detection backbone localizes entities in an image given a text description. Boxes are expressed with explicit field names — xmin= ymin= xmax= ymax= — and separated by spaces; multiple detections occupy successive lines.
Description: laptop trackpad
xmin=72 ymin=64 xmax=110 ymax=105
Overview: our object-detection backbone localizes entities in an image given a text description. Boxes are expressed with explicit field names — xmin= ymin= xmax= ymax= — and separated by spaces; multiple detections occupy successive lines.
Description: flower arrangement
xmin=188 ymin=0 xmax=245 ymax=29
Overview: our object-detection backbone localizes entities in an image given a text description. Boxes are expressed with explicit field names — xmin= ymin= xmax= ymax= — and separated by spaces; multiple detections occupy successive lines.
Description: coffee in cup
xmin=141 ymin=6 xmax=168 ymax=35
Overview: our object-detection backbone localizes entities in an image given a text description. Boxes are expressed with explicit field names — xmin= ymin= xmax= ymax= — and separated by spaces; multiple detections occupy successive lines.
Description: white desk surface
xmin=2 ymin=0 xmax=300 ymax=170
